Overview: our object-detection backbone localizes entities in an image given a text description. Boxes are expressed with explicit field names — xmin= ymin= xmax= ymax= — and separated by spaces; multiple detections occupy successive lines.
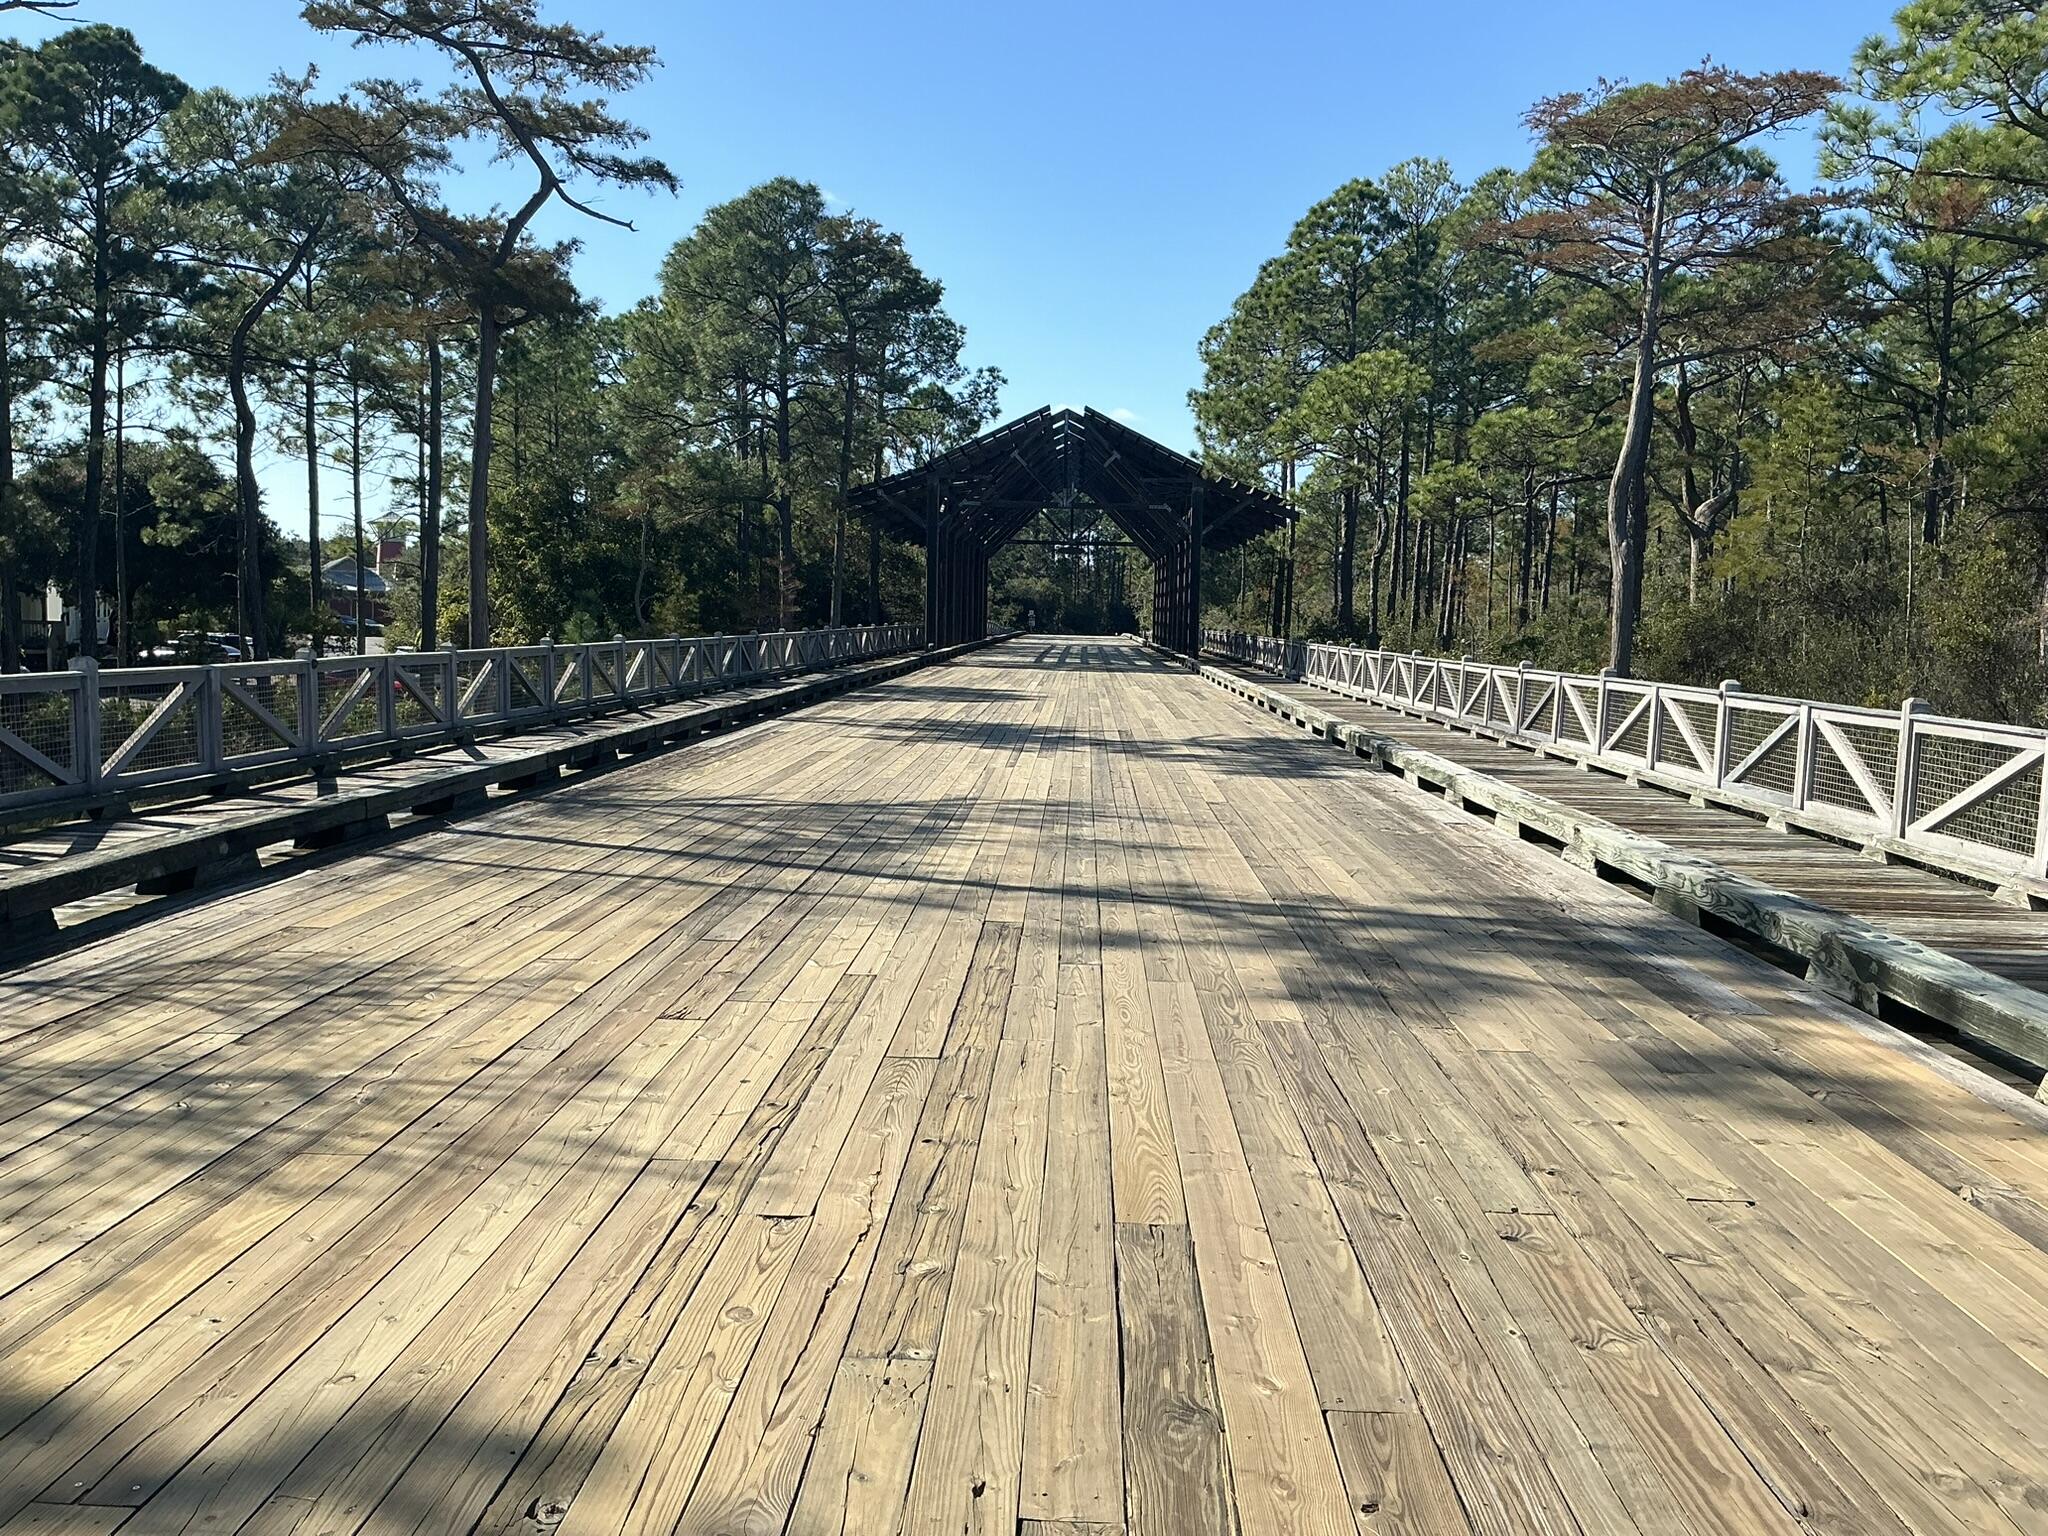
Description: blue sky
xmin=6 ymin=0 xmax=1893 ymax=535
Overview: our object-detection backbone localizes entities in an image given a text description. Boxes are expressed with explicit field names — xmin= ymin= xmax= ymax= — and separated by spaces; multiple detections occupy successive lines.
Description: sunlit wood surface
xmin=3 ymin=635 xmax=2047 ymax=1536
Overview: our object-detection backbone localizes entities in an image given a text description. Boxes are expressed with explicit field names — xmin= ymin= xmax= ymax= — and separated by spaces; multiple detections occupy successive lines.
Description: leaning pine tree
xmin=1485 ymin=63 xmax=1837 ymax=675
xmin=297 ymin=0 xmax=677 ymax=647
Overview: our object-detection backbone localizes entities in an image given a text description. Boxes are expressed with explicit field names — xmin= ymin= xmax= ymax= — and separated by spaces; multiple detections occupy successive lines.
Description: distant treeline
xmin=1194 ymin=7 xmax=2048 ymax=722
xmin=0 ymin=3 xmax=999 ymax=668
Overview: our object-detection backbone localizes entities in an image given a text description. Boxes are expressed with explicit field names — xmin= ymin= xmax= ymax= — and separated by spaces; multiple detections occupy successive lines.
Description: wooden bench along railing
xmin=0 ymin=624 xmax=922 ymax=816
xmin=1206 ymin=628 xmax=2048 ymax=900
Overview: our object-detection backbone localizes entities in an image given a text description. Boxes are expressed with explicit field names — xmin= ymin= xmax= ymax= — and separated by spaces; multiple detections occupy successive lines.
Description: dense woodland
xmin=1196 ymin=9 xmax=2048 ymax=721
xmin=0 ymin=0 xmax=999 ymax=669
xmin=6 ymin=2 xmax=2048 ymax=723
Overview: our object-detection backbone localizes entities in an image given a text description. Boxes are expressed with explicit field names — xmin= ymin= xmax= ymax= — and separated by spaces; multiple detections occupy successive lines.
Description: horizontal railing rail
xmin=0 ymin=623 xmax=923 ymax=816
xmin=1205 ymin=627 xmax=2048 ymax=894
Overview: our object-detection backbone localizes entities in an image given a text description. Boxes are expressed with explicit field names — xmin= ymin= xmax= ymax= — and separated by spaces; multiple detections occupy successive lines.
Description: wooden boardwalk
xmin=1206 ymin=664 xmax=2048 ymax=998
xmin=3 ymin=635 xmax=2048 ymax=1536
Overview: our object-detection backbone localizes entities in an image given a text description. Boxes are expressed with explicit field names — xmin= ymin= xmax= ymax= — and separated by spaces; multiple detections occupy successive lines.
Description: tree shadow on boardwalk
xmin=7 ymin=633 xmax=2046 ymax=1534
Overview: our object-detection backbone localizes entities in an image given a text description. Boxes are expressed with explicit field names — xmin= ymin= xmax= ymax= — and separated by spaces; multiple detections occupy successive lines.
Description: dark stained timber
xmin=851 ymin=406 xmax=1291 ymax=653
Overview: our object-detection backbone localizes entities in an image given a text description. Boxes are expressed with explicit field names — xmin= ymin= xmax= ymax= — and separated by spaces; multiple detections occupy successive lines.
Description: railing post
xmin=1515 ymin=660 xmax=1530 ymax=733
xmin=1715 ymin=680 xmax=1741 ymax=789
xmin=2034 ymin=718 xmax=2048 ymax=878
xmin=1894 ymin=697 xmax=1922 ymax=842
xmin=294 ymin=649 xmax=318 ymax=750
xmin=1460 ymin=655 xmax=1475 ymax=723
xmin=1794 ymin=700 xmax=1815 ymax=812
xmin=443 ymin=644 xmax=461 ymax=734
xmin=70 ymin=655 xmax=102 ymax=793
xmin=1646 ymin=681 xmax=1664 ymax=767
xmin=540 ymin=638 xmax=557 ymax=716
xmin=199 ymin=663 xmax=225 ymax=774
xmin=1596 ymin=668 xmax=1614 ymax=751
xmin=377 ymin=654 xmax=397 ymax=741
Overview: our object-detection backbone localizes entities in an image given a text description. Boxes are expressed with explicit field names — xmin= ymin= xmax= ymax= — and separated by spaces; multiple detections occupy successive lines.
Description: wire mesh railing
xmin=0 ymin=623 xmax=922 ymax=815
xmin=1204 ymin=628 xmax=2048 ymax=891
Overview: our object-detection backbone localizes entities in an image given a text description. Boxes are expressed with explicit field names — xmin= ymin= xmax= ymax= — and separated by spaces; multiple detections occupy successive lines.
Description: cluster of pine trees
xmin=1195 ymin=8 xmax=2048 ymax=722
xmin=0 ymin=2 xmax=996 ymax=670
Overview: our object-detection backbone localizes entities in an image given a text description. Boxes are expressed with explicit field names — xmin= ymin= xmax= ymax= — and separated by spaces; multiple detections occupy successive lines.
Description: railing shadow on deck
xmin=4 ymin=806 xmax=2024 ymax=1530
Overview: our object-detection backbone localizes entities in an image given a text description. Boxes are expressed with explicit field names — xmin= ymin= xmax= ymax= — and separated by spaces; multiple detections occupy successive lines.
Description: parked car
xmin=139 ymin=632 xmax=244 ymax=665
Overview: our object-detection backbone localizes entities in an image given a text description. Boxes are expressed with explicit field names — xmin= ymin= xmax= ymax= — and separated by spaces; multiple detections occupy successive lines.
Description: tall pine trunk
xmin=773 ymin=372 xmax=795 ymax=630
xmin=228 ymin=318 xmax=268 ymax=660
xmin=1409 ymin=523 xmax=1428 ymax=633
xmin=1336 ymin=482 xmax=1359 ymax=634
xmin=1923 ymin=263 xmax=1956 ymax=545
xmin=113 ymin=350 xmax=127 ymax=666
xmin=305 ymin=346 xmax=322 ymax=648
xmin=1607 ymin=187 xmax=1665 ymax=677
xmin=76 ymin=268 xmax=110 ymax=662
xmin=832 ymin=368 xmax=856 ymax=628
xmin=1392 ymin=409 xmax=1412 ymax=607
xmin=0 ymin=313 xmax=17 ymax=673
xmin=1540 ymin=485 xmax=1558 ymax=613
xmin=421 ymin=336 xmax=443 ymax=649
xmin=350 ymin=370 xmax=367 ymax=656
xmin=468 ymin=311 xmax=500 ymax=647
xmin=868 ymin=428 xmax=886 ymax=624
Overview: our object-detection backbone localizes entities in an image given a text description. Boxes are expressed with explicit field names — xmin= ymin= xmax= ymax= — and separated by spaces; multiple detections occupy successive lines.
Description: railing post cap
xmin=1720 ymin=677 xmax=1741 ymax=692
xmin=295 ymin=647 xmax=313 ymax=662
xmin=1901 ymin=696 xmax=1926 ymax=714
xmin=69 ymin=655 xmax=98 ymax=676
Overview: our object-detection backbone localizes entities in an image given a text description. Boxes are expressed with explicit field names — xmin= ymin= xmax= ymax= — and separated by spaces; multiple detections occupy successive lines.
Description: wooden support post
xmin=923 ymin=473 xmax=941 ymax=648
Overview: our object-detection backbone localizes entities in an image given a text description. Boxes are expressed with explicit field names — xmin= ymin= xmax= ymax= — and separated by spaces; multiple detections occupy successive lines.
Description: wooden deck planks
xmin=0 ymin=636 xmax=2044 ymax=1536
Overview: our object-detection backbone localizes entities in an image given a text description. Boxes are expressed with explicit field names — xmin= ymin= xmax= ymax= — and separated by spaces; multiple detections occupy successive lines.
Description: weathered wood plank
xmin=1325 ymin=1410 xmax=1471 ymax=1536
xmin=1113 ymin=1222 xmax=1233 ymax=1536
xmin=1021 ymin=963 xmax=1122 ymax=1523
xmin=786 ymin=1358 xmax=933 ymax=1536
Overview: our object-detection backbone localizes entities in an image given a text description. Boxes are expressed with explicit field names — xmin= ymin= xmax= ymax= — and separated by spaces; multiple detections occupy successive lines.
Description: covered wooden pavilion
xmin=848 ymin=406 xmax=1293 ymax=654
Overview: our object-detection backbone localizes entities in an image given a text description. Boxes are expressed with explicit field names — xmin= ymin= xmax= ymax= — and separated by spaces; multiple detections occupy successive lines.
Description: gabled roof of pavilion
xmin=846 ymin=406 xmax=1292 ymax=561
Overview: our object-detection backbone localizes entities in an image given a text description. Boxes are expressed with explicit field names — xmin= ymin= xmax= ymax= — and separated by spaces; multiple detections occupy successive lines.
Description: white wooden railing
xmin=0 ymin=624 xmax=923 ymax=814
xmin=1206 ymin=628 xmax=2048 ymax=893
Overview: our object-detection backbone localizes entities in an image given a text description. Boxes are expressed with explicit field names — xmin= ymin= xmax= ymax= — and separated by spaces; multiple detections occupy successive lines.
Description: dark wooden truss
xmin=847 ymin=407 xmax=1294 ymax=655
